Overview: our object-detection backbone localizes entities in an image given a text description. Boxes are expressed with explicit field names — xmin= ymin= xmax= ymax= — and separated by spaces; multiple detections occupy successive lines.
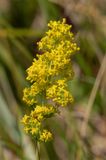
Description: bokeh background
xmin=0 ymin=0 xmax=106 ymax=159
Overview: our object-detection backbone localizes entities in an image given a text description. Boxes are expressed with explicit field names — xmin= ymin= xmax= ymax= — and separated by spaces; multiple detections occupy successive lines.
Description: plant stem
xmin=37 ymin=142 xmax=40 ymax=160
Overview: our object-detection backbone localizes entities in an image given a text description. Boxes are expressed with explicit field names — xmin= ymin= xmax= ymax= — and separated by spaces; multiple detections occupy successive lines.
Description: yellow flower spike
xmin=21 ymin=18 xmax=79 ymax=142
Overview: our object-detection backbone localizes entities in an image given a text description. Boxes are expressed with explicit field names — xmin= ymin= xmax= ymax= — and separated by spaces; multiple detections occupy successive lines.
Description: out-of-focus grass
xmin=0 ymin=0 xmax=106 ymax=160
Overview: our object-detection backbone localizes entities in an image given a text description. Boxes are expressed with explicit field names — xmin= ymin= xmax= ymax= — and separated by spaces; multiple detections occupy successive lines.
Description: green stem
xmin=37 ymin=142 xmax=40 ymax=160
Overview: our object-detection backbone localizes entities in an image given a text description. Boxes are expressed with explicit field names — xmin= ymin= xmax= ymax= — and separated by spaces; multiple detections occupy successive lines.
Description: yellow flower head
xmin=21 ymin=18 xmax=79 ymax=142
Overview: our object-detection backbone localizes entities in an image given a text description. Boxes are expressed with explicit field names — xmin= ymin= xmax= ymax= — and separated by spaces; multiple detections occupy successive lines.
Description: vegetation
xmin=0 ymin=0 xmax=106 ymax=159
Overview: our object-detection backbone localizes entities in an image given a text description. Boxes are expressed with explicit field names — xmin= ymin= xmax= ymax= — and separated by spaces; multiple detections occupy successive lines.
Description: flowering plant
xmin=21 ymin=19 xmax=79 ymax=142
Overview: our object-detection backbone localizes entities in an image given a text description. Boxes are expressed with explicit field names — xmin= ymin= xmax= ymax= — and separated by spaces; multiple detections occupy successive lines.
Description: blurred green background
xmin=0 ymin=0 xmax=106 ymax=159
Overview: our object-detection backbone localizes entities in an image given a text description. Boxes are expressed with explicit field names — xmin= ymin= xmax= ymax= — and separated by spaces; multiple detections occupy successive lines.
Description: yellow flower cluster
xmin=39 ymin=130 xmax=53 ymax=142
xmin=21 ymin=105 xmax=56 ymax=141
xmin=21 ymin=19 xmax=79 ymax=142
xmin=46 ymin=79 xmax=73 ymax=107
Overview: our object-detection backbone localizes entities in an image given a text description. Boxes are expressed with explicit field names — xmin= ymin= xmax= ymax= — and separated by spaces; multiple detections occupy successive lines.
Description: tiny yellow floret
xmin=40 ymin=130 xmax=53 ymax=142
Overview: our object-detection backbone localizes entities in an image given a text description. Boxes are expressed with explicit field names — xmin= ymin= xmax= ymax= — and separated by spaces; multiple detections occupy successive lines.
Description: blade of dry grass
xmin=81 ymin=54 xmax=106 ymax=137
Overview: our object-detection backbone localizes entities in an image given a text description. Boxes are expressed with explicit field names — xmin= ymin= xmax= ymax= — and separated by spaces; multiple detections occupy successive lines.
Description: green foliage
xmin=0 ymin=0 xmax=106 ymax=159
